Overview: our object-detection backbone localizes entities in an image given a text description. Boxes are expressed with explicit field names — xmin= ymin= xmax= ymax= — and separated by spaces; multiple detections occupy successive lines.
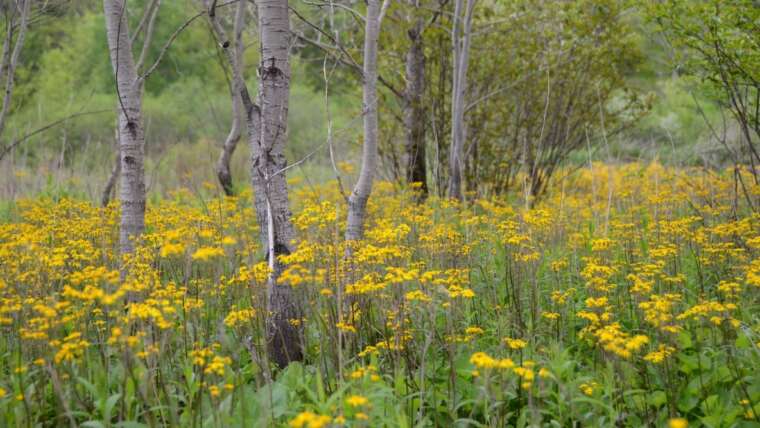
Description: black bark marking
xmin=264 ymin=242 xmax=291 ymax=264
xmin=260 ymin=57 xmax=284 ymax=80
xmin=125 ymin=120 xmax=138 ymax=138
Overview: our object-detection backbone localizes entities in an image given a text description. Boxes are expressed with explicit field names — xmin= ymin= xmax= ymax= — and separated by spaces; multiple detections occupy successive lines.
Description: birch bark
xmin=345 ymin=0 xmax=382 ymax=241
xmin=448 ymin=0 xmax=475 ymax=201
xmin=253 ymin=0 xmax=302 ymax=367
xmin=209 ymin=0 xmax=301 ymax=367
xmin=103 ymin=0 xmax=147 ymax=258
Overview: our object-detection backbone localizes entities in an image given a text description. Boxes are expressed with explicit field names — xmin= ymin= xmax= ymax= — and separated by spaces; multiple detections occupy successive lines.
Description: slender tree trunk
xmin=102 ymin=0 xmax=157 ymax=210
xmin=404 ymin=8 xmax=427 ymax=199
xmin=104 ymin=0 xmax=146 ymax=258
xmin=101 ymin=125 xmax=121 ymax=207
xmin=216 ymin=0 xmax=246 ymax=196
xmin=448 ymin=0 xmax=475 ymax=201
xmin=102 ymin=152 xmax=121 ymax=207
xmin=0 ymin=0 xmax=30 ymax=140
xmin=346 ymin=0 xmax=381 ymax=241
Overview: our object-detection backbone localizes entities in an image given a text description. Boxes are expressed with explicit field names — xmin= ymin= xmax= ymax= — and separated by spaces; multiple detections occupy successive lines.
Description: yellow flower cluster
xmin=289 ymin=411 xmax=332 ymax=428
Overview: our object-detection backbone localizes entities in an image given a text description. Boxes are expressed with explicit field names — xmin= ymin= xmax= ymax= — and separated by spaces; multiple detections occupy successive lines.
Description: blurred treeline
xmin=0 ymin=0 xmax=750 ymax=199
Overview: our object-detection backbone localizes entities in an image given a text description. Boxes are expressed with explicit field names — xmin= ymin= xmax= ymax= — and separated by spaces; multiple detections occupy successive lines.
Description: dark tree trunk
xmin=215 ymin=0 xmax=246 ymax=196
xmin=404 ymin=15 xmax=427 ymax=199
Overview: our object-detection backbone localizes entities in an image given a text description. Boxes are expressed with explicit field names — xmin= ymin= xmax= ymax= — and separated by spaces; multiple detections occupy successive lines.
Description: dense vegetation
xmin=0 ymin=0 xmax=759 ymax=427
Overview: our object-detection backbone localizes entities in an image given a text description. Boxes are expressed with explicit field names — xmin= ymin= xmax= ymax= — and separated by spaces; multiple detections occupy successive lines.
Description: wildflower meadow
xmin=1 ymin=163 xmax=759 ymax=427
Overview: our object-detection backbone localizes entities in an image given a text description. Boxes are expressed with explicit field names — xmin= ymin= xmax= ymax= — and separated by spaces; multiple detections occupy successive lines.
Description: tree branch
xmin=0 ymin=109 xmax=111 ymax=162
xmin=290 ymin=24 xmax=404 ymax=99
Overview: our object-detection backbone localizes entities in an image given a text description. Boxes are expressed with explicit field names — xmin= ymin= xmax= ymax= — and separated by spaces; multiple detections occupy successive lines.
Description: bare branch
xmin=291 ymin=4 xmax=402 ymax=97
xmin=0 ymin=109 xmax=111 ymax=162
xmin=130 ymin=0 xmax=158 ymax=44
xmin=378 ymin=0 xmax=392 ymax=25
xmin=301 ymin=0 xmax=365 ymax=22
xmin=135 ymin=0 xmax=161 ymax=73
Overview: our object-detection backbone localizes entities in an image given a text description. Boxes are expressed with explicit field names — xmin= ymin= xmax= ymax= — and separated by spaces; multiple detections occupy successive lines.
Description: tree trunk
xmin=104 ymin=0 xmax=146 ymax=258
xmin=0 ymin=0 xmax=30 ymax=140
xmin=448 ymin=0 xmax=475 ymax=201
xmin=404 ymin=10 xmax=427 ymax=199
xmin=346 ymin=0 xmax=381 ymax=241
xmin=216 ymin=0 xmax=246 ymax=196
xmin=102 ymin=152 xmax=121 ymax=207
xmin=101 ymin=125 xmax=121 ymax=207
xmin=205 ymin=0 xmax=301 ymax=368
xmin=253 ymin=0 xmax=302 ymax=368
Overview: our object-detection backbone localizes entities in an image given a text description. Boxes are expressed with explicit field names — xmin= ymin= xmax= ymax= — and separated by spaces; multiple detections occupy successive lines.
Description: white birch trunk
xmin=253 ymin=0 xmax=302 ymax=367
xmin=103 ymin=0 xmax=146 ymax=258
xmin=448 ymin=0 xmax=475 ymax=201
xmin=345 ymin=0 xmax=381 ymax=242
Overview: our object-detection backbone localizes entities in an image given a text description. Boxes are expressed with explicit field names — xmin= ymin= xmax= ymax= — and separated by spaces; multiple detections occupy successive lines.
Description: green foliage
xmin=646 ymin=0 xmax=760 ymax=169
xmin=2 ymin=1 xmax=335 ymax=163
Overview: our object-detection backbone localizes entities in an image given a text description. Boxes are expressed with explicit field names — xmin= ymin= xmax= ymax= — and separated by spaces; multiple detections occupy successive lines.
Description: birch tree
xmin=207 ymin=0 xmax=302 ymax=368
xmin=345 ymin=0 xmax=384 ymax=241
xmin=447 ymin=0 xmax=475 ymax=201
xmin=101 ymin=0 xmax=160 ymax=207
xmin=253 ymin=0 xmax=302 ymax=368
xmin=103 ymin=0 xmax=148 ymax=258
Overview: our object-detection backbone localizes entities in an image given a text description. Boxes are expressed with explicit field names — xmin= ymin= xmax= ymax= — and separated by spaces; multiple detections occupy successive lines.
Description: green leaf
xmin=648 ymin=390 xmax=667 ymax=407
xmin=678 ymin=394 xmax=700 ymax=413
xmin=114 ymin=422 xmax=149 ymax=428
xmin=735 ymin=334 xmax=751 ymax=349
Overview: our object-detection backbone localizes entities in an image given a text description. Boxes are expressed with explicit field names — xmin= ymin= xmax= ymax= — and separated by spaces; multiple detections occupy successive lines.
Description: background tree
xmin=345 ymin=0 xmax=385 ymax=242
xmin=470 ymin=0 xmax=646 ymax=199
xmin=214 ymin=0 xmax=247 ymax=196
xmin=375 ymin=0 xmax=645 ymax=201
xmin=0 ymin=0 xmax=31 ymax=141
xmin=447 ymin=0 xmax=475 ymax=200
xmin=403 ymin=0 xmax=431 ymax=198
xmin=649 ymin=0 xmax=760 ymax=202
